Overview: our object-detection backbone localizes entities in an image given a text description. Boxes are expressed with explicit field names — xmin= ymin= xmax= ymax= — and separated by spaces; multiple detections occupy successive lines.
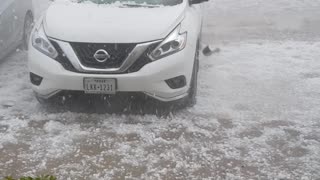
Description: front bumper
xmin=28 ymin=40 xmax=196 ymax=102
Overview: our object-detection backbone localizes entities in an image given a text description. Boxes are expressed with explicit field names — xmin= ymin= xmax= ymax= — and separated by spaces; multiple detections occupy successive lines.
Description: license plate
xmin=84 ymin=78 xmax=116 ymax=94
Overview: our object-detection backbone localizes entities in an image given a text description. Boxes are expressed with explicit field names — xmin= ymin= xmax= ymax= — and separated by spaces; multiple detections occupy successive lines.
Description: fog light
xmin=165 ymin=76 xmax=186 ymax=89
xmin=30 ymin=73 xmax=43 ymax=86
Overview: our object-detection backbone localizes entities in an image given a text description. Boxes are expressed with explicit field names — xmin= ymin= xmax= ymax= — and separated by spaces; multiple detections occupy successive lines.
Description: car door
xmin=0 ymin=0 xmax=9 ymax=58
xmin=7 ymin=0 xmax=23 ymax=47
xmin=0 ymin=0 xmax=15 ymax=58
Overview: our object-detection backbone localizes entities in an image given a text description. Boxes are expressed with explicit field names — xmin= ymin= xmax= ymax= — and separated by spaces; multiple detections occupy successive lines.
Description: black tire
xmin=35 ymin=94 xmax=68 ymax=108
xmin=35 ymin=94 xmax=52 ymax=105
xmin=22 ymin=12 xmax=34 ymax=50
xmin=187 ymin=43 xmax=200 ymax=107
xmin=178 ymin=41 xmax=200 ymax=108
xmin=34 ymin=91 xmax=64 ymax=105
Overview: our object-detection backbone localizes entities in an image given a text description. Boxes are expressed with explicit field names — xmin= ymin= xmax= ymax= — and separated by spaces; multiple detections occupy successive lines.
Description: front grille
xmin=50 ymin=40 xmax=160 ymax=74
xmin=70 ymin=42 xmax=137 ymax=69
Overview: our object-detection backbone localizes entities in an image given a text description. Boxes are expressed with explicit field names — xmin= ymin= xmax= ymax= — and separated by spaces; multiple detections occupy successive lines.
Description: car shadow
xmin=41 ymin=92 xmax=186 ymax=117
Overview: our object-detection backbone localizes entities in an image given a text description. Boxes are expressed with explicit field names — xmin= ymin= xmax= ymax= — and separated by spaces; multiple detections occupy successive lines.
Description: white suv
xmin=28 ymin=0 xmax=208 ymax=106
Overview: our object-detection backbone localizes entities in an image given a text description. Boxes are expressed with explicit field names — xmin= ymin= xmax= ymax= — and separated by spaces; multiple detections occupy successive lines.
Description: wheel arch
xmin=26 ymin=10 xmax=34 ymax=19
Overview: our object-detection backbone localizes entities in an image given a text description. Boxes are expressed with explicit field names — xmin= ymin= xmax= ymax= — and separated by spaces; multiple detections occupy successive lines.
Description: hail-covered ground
xmin=1 ymin=0 xmax=320 ymax=179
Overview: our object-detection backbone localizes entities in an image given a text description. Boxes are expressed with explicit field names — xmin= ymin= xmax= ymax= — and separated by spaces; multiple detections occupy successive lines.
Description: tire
xmin=187 ymin=43 xmax=200 ymax=106
xmin=35 ymin=93 xmax=52 ymax=105
xmin=22 ymin=12 xmax=34 ymax=50
xmin=178 ymin=41 xmax=200 ymax=108
xmin=34 ymin=91 xmax=63 ymax=106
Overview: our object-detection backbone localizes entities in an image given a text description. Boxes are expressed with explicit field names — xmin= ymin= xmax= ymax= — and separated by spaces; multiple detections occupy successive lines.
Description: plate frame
xmin=83 ymin=77 xmax=118 ymax=94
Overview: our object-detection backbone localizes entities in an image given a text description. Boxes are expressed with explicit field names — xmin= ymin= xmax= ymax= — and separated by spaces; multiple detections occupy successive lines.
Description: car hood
xmin=44 ymin=2 xmax=187 ymax=43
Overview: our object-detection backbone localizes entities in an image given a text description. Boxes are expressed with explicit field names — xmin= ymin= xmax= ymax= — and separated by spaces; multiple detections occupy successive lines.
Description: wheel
xmin=34 ymin=92 xmax=62 ymax=106
xmin=22 ymin=12 xmax=34 ymax=50
xmin=35 ymin=91 xmax=76 ymax=107
xmin=186 ymin=42 xmax=200 ymax=107
xmin=178 ymin=40 xmax=200 ymax=108
xmin=35 ymin=93 xmax=52 ymax=105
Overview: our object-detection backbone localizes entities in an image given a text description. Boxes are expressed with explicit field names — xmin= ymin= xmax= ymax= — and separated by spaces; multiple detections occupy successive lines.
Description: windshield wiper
xmin=121 ymin=4 xmax=160 ymax=8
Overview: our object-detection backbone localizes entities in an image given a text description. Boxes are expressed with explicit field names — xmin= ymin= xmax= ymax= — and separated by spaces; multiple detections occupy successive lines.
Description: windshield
xmin=75 ymin=0 xmax=183 ymax=6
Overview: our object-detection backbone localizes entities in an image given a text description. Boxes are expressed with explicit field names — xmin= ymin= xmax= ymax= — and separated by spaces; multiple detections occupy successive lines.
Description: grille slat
xmin=71 ymin=42 xmax=137 ymax=69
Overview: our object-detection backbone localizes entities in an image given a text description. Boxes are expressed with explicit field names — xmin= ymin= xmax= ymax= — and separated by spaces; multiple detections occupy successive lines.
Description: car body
xmin=0 ymin=0 xmax=34 ymax=60
xmin=28 ymin=0 xmax=208 ymax=105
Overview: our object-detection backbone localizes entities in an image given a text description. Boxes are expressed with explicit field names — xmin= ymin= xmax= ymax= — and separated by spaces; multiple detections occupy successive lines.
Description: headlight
xmin=32 ymin=23 xmax=58 ymax=59
xmin=149 ymin=24 xmax=187 ymax=61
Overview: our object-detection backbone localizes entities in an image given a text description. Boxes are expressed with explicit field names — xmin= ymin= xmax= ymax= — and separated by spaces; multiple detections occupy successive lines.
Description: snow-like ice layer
xmin=1 ymin=0 xmax=320 ymax=179
xmin=203 ymin=0 xmax=320 ymax=43
xmin=44 ymin=0 xmax=185 ymax=43
xmin=1 ymin=40 xmax=319 ymax=179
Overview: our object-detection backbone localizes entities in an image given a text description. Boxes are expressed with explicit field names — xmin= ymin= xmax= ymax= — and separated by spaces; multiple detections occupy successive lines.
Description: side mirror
xmin=190 ymin=0 xmax=209 ymax=5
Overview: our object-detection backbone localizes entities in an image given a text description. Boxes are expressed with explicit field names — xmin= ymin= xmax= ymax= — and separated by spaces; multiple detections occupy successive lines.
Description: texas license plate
xmin=84 ymin=78 xmax=116 ymax=94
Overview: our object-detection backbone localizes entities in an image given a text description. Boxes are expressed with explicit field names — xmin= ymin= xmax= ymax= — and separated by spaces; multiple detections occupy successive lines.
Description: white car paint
xmin=28 ymin=0 xmax=207 ymax=103
xmin=44 ymin=2 xmax=186 ymax=43
xmin=0 ymin=0 xmax=33 ymax=60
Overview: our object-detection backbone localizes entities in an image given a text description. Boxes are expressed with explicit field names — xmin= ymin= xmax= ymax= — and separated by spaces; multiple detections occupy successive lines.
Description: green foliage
xmin=3 ymin=175 xmax=56 ymax=180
